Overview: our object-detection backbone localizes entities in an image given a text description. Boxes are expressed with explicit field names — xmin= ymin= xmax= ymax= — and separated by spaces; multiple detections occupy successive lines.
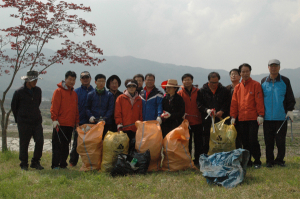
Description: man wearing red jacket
xmin=230 ymin=63 xmax=264 ymax=169
xmin=178 ymin=73 xmax=202 ymax=166
xmin=50 ymin=71 xmax=79 ymax=169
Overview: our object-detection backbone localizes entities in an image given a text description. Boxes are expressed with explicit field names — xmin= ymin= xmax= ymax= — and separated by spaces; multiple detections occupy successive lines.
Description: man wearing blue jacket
xmin=261 ymin=59 xmax=296 ymax=167
xmin=139 ymin=73 xmax=163 ymax=123
xmin=69 ymin=71 xmax=94 ymax=167
xmin=86 ymin=74 xmax=114 ymax=139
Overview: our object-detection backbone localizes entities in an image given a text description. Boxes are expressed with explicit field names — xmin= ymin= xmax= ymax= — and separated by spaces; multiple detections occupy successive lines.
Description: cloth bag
xmin=162 ymin=119 xmax=196 ymax=171
xmin=101 ymin=131 xmax=129 ymax=172
xmin=208 ymin=116 xmax=237 ymax=156
xmin=135 ymin=120 xmax=163 ymax=171
xmin=77 ymin=122 xmax=104 ymax=171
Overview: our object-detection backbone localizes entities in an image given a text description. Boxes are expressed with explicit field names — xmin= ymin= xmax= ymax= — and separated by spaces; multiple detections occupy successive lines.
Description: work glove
xmin=286 ymin=111 xmax=294 ymax=122
xmin=161 ymin=111 xmax=171 ymax=119
xmin=89 ymin=116 xmax=95 ymax=123
xmin=257 ymin=116 xmax=264 ymax=125
xmin=207 ymin=109 xmax=216 ymax=116
xmin=156 ymin=116 xmax=162 ymax=124
xmin=117 ymin=124 xmax=123 ymax=131
xmin=52 ymin=121 xmax=60 ymax=128
xmin=231 ymin=118 xmax=236 ymax=125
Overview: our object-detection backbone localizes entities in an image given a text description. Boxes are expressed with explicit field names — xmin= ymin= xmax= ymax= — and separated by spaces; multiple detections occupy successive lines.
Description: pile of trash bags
xmin=208 ymin=116 xmax=237 ymax=156
xmin=200 ymin=149 xmax=250 ymax=188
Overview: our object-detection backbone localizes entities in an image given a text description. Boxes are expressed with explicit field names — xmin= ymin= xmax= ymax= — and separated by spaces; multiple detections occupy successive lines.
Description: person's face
xmin=240 ymin=66 xmax=251 ymax=81
xmin=65 ymin=76 xmax=76 ymax=88
xmin=135 ymin=77 xmax=144 ymax=88
xmin=230 ymin=71 xmax=241 ymax=83
xmin=268 ymin=64 xmax=280 ymax=76
xmin=182 ymin=77 xmax=193 ymax=88
xmin=208 ymin=77 xmax=219 ymax=90
xmin=80 ymin=76 xmax=91 ymax=87
xmin=29 ymin=79 xmax=38 ymax=88
xmin=110 ymin=79 xmax=119 ymax=91
xmin=95 ymin=78 xmax=106 ymax=89
xmin=166 ymin=87 xmax=176 ymax=95
xmin=145 ymin=76 xmax=155 ymax=88
xmin=127 ymin=85 xmax=137 ymax=94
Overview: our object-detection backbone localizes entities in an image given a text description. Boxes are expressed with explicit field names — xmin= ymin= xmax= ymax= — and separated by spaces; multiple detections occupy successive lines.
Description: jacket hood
xmin=57 ymin=81 xmax=73 ymax=90
xmin=124 ymin=90 xmax=139 ymax=99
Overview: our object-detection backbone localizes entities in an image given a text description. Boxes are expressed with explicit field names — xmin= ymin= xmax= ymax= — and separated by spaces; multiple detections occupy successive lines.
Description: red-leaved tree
xmin=0 ymin=0 xmax=105 ymax=151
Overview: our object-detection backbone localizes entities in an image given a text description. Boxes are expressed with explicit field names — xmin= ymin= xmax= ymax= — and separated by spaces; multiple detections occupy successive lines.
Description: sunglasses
xmin=127 ymin=85 xmax=137 ymax=88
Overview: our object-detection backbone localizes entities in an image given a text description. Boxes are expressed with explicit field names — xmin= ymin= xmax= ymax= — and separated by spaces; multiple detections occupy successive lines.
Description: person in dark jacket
xmin=69 ymin=71 xmax=94 ymax=167
xmin=197 ymin=72 xmax=231 ymax=154
xmin=86 ymin=74 xmax=114 ymax=139
xmin=11 ymin=70 xmax=44 ymax=170
xmin=161 ymin=79 xmax=185 ymax=138
xmin=226 ymin=68 xmax=242 ymax=149
xmin=139 ymin=73 xmax=164 ymax=123
xmin=261 ymin=59 xmax=296 ymax=167
xmin=107 ymin=75 xmax=122 ymax=132
xmin=133 ymin=74 xmax=144 ymax=94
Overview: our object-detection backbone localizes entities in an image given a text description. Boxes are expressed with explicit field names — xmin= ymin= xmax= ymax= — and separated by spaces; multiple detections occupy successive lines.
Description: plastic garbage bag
xmin=110 ymin=150 xmax=151 ymax=177
xmin=135 ymin=120 xmax=163 ymax=171
xmin=200 ymin=149 xmax=250 ymax=188
xmin=208 ymin=117 xmax=237 ymax=156
xmin=162 ymin=119 xmax=196 ymax=171
xmin=77 ymin=122 xmax=104 ymax=171
xmin=101 ymin=131 xmax=129 ymax=172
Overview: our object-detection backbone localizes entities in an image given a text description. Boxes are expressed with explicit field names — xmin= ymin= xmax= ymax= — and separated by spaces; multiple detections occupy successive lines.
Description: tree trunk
xmin=1 ymin=108 xmax=8 ymax=152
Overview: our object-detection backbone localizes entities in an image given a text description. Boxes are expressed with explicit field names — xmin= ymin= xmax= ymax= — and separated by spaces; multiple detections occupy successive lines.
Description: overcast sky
xmin=1 ymin=0 xmax=300 ymax=74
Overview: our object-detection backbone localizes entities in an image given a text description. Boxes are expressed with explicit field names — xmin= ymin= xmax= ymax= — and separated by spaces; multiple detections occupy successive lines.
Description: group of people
xmin=11 ymin=59 xmax=295 ymax=171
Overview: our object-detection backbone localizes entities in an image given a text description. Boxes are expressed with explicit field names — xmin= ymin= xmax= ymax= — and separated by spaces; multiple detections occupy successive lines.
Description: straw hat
xmin=164 ymin=79 xmax=181 ymax=87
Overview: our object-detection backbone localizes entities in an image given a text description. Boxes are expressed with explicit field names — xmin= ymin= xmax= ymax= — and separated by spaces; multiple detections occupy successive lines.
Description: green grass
xmin=1 ymin=151 xmax=300 ymax=199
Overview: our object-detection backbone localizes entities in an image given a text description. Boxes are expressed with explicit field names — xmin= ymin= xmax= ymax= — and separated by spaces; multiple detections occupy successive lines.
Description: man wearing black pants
xmin=11 ymin=70 xmax=44 ymax=170
xmin=261 ymin=59 xmax=295 ymax=167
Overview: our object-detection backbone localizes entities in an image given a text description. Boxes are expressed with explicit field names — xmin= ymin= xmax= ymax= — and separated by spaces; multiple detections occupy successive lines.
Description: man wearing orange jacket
xmin=230 ymin=63 xmax=264 ymax=169
xmin=178 ymin=73 xmax=202 ymax=166
xmin=50 ymin=71 xmax=79 ymax=169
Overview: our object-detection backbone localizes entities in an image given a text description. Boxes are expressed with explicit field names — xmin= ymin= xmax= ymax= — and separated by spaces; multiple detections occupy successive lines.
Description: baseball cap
xmin=80 ymin=71 xmax=91 ymax=78
xmin=268 ymin=59 xmax=280 ymax=65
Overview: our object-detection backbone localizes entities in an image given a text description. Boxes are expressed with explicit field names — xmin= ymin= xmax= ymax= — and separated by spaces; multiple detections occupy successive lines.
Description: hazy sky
xmin=1 ymin=0 xmax=300 ymax=74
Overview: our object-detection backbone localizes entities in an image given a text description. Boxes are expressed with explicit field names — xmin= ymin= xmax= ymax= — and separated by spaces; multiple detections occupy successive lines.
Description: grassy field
xmin=1 ymin=150 xmax=300 ymax=199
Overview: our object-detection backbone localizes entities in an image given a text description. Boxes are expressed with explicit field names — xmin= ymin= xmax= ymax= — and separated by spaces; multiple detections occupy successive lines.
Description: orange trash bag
xmin=135 ymin=120 xmax=163 ymax=171
xmin=77 ymin=122 xmax=104 ymax=171
xmin=162 ymin=119 xmax=196 ymax=171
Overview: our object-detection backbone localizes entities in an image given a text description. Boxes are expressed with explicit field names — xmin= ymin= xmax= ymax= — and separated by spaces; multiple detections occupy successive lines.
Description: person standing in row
xmin=161 ymin=79 xmax=185 ymax=138
xmin=178 ymin=74 xmax=202 ymax=166
xmin=139 ymin=73 xmax=164 ymax=123
xmin=114 ymin=79 xmax=143 ymax=142
xmin=86 ymin=74 xmax=114 ymax=139
xmin=50 ymin=71 xmax=79 ymax=169
xmin=133 ymin=74 xmax=144 ymax=94
xmin=226 ymin=69 xmax=242 ymax=149
xmin=11 ymin=70 xmax=44 ymax=170
xmin=197 ymin=72 xmax=231 ymax=155
xmin=261 ymin=59 xmax=295 ymax=167
xmin=69 ymin=71 xmax=94 ymax=167
xmin=230 ymin=63 xmax=264 ymax=169
xmin=107 ymin=75 xmax=122 ymax=132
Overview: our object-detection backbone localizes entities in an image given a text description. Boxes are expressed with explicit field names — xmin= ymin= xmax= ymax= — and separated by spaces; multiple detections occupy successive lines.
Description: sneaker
xmin=276 ymin=162 xmax=286 ymax=167
xmin=266 ymin=163 xmax=273 ymax=168
xmin=21 ymin=166 xmax=28 ymax=171
xmin=30 ymin=162 xmax=44 ymax=170
xmin=254 ymin=164 xmax=261 ymax=169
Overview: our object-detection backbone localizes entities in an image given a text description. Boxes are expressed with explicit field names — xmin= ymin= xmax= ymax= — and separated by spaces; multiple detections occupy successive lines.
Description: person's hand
xmin=216 ymin=111 xmax=224 ymax=119
xmin=257 ymin=116 xmax=264 ymax=125
xmin=231 ymin=118 xmax=236 ymax=125
xmin=117 ymin=124 xmax=123 ymax=131
xmin=52 ymin=121 xmax=60 ymax=128
xmin=75 ymin=123 xmax=79 ymax=128
xmin=161 ymin=111 xmax=171 ymax=119
xmin=286 ymin=111 xmax=294 ymax=122
xmin=156 ymin=117 xmax=162 ymax=124
xmin=89 ymin=116 xmax=95 ymax=123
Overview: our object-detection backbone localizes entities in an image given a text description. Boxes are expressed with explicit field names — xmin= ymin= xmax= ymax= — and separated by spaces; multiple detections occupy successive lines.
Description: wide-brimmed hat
xmin=106 ymin=75 xmax=121 ymax=89
xmin=21 ymin=70 xmax=42 ymax=82
xmin=164 ymin=79 xmax=181 ymax=88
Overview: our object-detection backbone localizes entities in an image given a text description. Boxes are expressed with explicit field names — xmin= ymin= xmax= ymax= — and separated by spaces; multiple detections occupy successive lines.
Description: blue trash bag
xmin=199 ymin=149 xmax=250 ymax=188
